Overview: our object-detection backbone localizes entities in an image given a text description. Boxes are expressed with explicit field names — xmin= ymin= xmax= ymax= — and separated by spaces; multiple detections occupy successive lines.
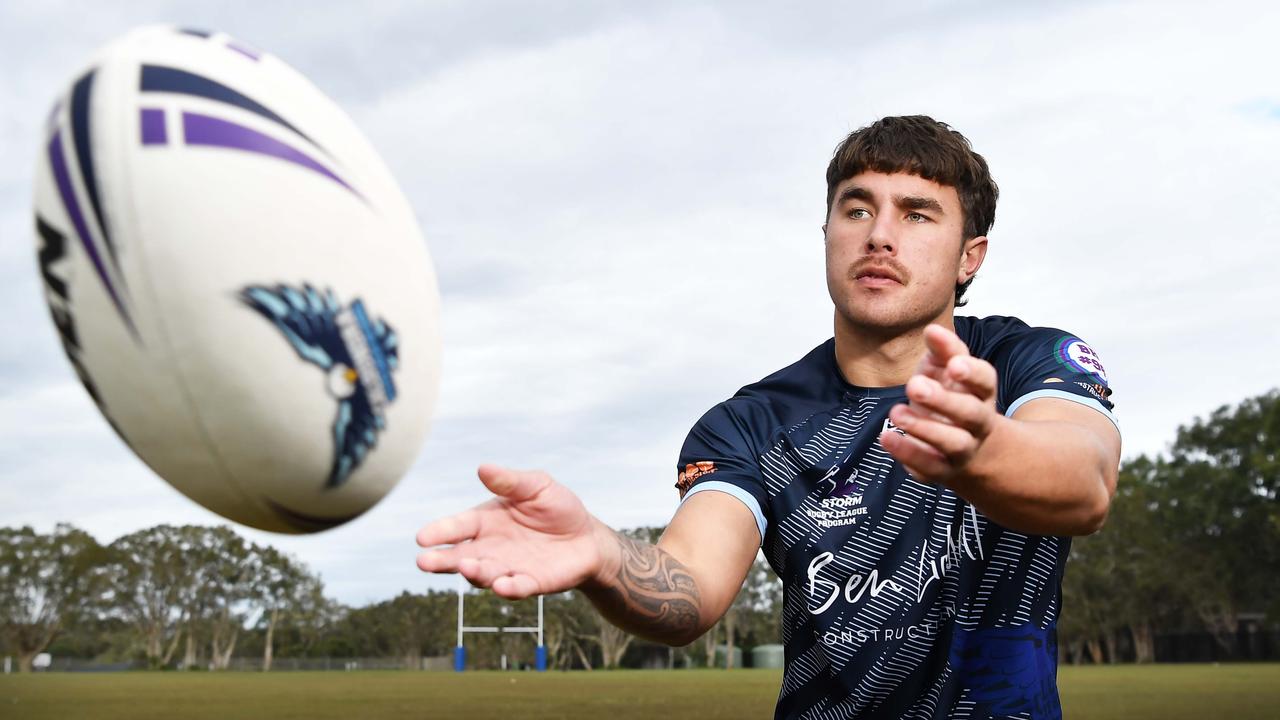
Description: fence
xmin=7 ymin=656 xmax=455 ymax=673
xmin=12 ymin=633 xmax=1280 ymax=672
xmin=224 ymin=656 xmax=455 ymax=671
xmin=1155 ymin=631 xmax=1280 ymax=663
xmin=1062 ymin=628 xmax=1280 ymax=665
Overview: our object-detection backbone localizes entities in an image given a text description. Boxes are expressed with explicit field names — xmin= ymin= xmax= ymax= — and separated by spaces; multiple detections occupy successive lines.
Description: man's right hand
xmin=415 ymin=463 xmax=761 ymax=646
xmin=415 ymin=464 xmax=615 ymax=600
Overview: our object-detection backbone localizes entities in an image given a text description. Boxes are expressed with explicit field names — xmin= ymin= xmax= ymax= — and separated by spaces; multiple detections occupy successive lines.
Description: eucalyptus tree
xmin=252 ymin=544 xmax=323 ymax=671
xmin=1157 ymin=390 xmax=1280 ymax=654
xmin=195 ymin=526 xmax=254 ymax=670
xmin=0 ymin=524 xmax=107 ymax=671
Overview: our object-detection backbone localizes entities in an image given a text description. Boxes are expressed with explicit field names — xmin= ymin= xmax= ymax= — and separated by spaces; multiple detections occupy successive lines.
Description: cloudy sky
xmin=1 ymin=0 xmax=1277 ymax=607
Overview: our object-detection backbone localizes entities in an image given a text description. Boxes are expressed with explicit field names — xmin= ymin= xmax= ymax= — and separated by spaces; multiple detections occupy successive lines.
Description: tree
xmin=1061 ymin=456 xmax=1173 ymax=664
xmin=1105 ymin=456 xmax=1181 ymax=663
xmin=1060 ymin=520 xmax=1124 ymax=663
xmin=107 ymin=525 xmax=202 ymax=668
xmin=326 ymin=591 xmax=456 ymax=666
xmin=1158 ymin=391 xmax=1280 ymax=654
xmin=543 ymin=591 xmax=584 ymax=669
xmin=381 ymin=591 xmax=452 ymax=668
xmin=731 ymin=555 xmax=782 ymax=667
xmin=593 ymin=599 xmax=635 ymax=669
xmin=0 ymin=524 xmax=107 ymax=672
xmin=251 ymin=545 xmax=323 ymax=671
xmin=1060 ymin=390 xmax=1280 ymax=663
xmin=195 ymin=527 xmax=254 ymax=670
xmin=285 ymin=593 xmax=344 ymax=658
xmin=545 ymin=590 xmax=598 ymax=670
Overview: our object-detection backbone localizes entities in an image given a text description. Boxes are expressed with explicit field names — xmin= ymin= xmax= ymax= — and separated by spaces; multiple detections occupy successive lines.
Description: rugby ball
xmin=32 ymin=26 xmax=441 ymax=533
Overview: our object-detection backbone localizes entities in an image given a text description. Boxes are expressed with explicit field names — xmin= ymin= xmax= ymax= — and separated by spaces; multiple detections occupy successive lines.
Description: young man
xmin=416 ymin=116 xmax=1120 ymax=719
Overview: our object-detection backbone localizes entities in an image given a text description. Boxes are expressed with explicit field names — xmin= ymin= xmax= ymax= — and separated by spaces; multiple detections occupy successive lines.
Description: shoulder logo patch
xmin=676 ymin=461 xmax=717 ymax=499
xmin=1054 ymin=337 xmax=1109 ymax=384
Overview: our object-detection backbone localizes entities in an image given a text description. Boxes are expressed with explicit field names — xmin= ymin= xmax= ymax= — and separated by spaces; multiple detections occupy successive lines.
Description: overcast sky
xmin=1 ymin=0 xmax=1277 ymax=607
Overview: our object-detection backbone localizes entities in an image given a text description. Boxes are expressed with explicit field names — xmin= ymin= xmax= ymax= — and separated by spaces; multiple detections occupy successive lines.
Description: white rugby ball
xmin=32 ymin=26 xmax=441 ymax=533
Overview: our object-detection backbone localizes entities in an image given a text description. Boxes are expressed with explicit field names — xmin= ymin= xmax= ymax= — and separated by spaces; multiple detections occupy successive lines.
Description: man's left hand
xmin=880 ymin=324 xmax=1002 ymax=487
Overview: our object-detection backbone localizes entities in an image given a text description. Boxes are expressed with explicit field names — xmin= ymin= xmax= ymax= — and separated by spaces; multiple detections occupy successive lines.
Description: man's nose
xmin=865 ymin=217 xmax=896 ymax=254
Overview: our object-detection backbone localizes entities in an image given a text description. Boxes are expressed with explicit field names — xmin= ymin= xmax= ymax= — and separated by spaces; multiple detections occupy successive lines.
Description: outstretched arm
xmin=581 ymin=491 xmax=759 ymax=646
xmin=416 ymin=466 xmax=759 ymax=646
xmin=880 ymin=324 xmax=1121 ymax=536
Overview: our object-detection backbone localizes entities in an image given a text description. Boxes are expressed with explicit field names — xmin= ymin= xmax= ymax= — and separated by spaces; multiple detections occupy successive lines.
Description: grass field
xmin=1 ymin=664 xmax=1277 ymax=719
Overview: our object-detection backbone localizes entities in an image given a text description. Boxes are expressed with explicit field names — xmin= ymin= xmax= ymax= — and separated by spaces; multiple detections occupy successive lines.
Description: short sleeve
xmin=674 ymin=401 xmax=768 ymax=545
xmin=998 ymin=329 xmax=1119 ymax=434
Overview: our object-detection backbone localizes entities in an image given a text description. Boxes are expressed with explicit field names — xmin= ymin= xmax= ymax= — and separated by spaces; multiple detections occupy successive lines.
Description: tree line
xmin=0 ymin=524 xmax=326 ymax=672
xmin=0 ymin=523 xmax=782 ymax=672
xmin=1059 ymin=389 xmax=1279 ymax=662
xmin=2 ymin=390 xmax=1276 ymax=671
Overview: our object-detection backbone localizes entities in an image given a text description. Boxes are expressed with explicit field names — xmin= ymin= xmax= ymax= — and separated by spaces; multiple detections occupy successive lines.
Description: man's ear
xmin=959 ymin=235 xmax=988 ymax=283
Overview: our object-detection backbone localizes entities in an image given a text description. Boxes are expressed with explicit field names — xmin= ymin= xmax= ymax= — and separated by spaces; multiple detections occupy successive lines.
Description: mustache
xmin=847 ymin=257 xmax=910 ymax=284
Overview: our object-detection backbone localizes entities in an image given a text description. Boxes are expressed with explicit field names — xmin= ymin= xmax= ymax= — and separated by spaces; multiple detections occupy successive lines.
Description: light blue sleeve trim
xmin=679 ymin=480 xmax=766 ymax=546
xmin=1005 ymin=388 xmax=1121 ymax=435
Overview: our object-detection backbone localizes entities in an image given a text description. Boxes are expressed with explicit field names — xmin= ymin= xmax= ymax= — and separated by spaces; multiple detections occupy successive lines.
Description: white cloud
xmin=1 ymin=0 xmax=1277 ymax=605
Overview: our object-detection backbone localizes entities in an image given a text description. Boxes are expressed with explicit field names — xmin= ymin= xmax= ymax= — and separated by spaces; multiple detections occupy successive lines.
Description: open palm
xmin=415 ymin=464 xmax=608 ymax=600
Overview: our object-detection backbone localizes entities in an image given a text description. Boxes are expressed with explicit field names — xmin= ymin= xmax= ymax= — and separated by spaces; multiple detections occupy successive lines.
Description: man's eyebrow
xmin=896 ymin=195 xmax=944 ymax=213
xmin=837 ymin=186 xmax=874 ymax=204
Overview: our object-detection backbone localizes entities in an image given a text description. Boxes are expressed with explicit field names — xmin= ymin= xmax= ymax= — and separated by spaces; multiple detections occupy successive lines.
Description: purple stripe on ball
xmin=226 ymin=41 xmax=261 ymax=61
xmin=140 ymin=108 xmax=167 ymax=145
xmin=181 ymin=112 xmax=360 ymax=199
xmin=48 ymin=130 xmax=136 ymax=333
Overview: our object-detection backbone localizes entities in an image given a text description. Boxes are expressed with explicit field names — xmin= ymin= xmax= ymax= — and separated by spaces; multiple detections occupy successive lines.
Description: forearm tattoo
xmin=593 ymin=533 xmax=702 ymax=641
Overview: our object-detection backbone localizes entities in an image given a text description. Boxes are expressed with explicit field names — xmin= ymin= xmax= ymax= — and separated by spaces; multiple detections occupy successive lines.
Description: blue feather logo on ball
xmin=240 ymin=284 xmax=399 ymax=489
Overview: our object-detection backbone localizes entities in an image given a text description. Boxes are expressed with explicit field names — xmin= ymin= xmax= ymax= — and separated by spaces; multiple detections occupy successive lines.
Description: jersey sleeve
xmin=998 ymin=328 xmax=1119 ymax=433
xmin=674 ymin=401 xmax=768 ymax=545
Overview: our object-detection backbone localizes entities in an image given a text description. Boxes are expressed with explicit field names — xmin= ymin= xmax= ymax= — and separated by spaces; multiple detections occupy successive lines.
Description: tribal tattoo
xmin=589 ymin=532 xmax=702 ymax=643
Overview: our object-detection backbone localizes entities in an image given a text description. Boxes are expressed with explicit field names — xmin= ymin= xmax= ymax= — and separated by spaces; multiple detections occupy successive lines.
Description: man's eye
xmin=849 ymin=208 xmax=871 ymax=219
xmin=906 ymin=212 xmax=929 ymax=223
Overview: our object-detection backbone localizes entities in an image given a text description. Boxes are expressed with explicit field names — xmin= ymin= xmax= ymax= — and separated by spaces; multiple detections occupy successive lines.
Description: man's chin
xmin=835 ymin=304 xmax=949 ymax=337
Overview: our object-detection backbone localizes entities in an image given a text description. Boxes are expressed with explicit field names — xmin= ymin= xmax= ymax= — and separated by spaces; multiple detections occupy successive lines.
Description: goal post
xmin=454 ymin=583 xmax=546 ymax=672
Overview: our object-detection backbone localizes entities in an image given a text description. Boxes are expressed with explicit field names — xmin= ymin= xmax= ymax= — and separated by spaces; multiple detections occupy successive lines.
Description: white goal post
xmin=454 ymin=583 xmax=546 ymax=671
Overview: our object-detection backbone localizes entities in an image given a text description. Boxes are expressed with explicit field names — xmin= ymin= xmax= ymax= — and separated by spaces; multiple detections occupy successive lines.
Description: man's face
xmin=823 ymin=171 xmax=986 ymax=334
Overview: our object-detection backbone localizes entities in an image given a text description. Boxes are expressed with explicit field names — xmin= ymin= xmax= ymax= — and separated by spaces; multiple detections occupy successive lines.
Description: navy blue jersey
xmin=675 ymin=316 xmax=1117 ymax=720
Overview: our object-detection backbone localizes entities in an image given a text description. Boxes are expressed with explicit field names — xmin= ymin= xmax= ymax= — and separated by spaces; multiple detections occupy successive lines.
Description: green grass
xmin=1058 ymin=664 xmax=1280 ymax=719
xmin=0 ymin=664 xmax=1277 ymax=719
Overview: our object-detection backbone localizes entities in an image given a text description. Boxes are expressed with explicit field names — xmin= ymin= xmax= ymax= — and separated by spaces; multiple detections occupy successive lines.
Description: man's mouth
xmin=853 ymin=266 xmax=904 ymax=285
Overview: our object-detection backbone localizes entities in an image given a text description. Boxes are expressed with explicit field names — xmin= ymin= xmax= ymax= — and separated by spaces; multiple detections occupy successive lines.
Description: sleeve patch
xmin=675 ymin=461 xmax=718 ymax=498
xmin=1054 ymin=337 xmax=1109 ymax=384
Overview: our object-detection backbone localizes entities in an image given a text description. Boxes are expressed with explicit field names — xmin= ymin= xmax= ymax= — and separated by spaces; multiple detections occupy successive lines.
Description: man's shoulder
xmin=698 ymin=339 xmax=841 ymax=435
xmin=742 ymin=338 xmax=835 ymax=390
xmin=958 ymin=314 xmax=1114 ymax=410
xmin=733 ymin=338 xmax=845 ymax=407
xmin=956 ymin=314 xmax=1080 ymax=360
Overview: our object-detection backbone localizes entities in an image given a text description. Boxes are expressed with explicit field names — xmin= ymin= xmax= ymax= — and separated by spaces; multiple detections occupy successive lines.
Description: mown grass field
xmin=1 ymin=664 xmax=1277 ymax=719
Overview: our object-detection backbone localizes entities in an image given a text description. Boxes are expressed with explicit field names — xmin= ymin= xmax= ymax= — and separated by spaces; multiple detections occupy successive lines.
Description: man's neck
xmin=833 ymin=311 xmax=956 ymax=387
